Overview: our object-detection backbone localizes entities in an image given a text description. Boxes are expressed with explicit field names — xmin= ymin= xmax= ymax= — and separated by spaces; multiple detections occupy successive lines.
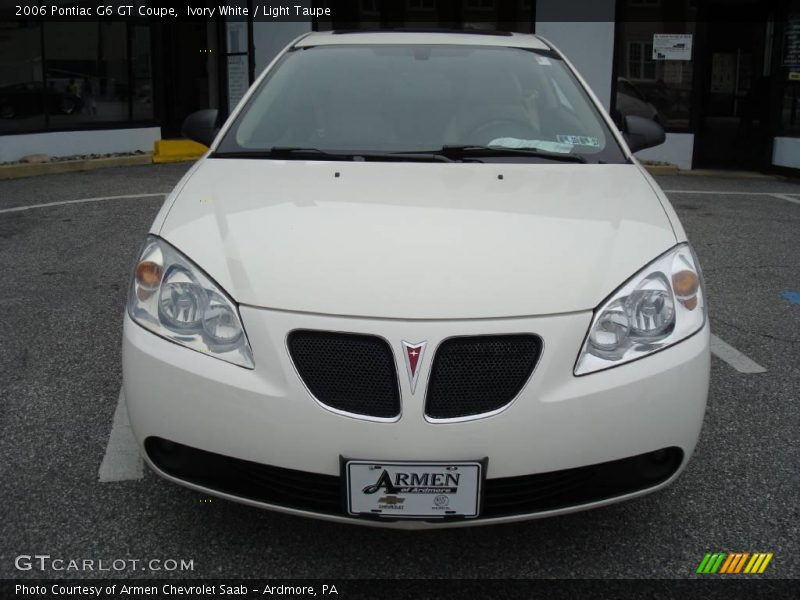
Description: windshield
xmin=216 ymin=44 xmax=626 ymax=163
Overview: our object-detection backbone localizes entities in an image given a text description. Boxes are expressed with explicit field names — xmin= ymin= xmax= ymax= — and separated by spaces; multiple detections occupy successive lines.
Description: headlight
xmin=127 ymin=236 xmax=254 ymax=369
xmin=575 ymin=244 xmax=706 ymax=375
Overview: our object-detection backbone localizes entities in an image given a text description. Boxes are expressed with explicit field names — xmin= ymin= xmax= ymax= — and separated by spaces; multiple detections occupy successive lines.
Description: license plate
xmin=346 ymin=460 xmax=482 ymax=519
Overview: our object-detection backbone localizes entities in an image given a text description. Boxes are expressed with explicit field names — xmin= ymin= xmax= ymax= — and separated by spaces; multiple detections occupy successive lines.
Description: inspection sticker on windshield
xmin=556 ymin=134 xmax=600 ymax=147
xmin=489 ymin=138 xmax=573 ymax=153
xmin=346 ymin=461 xmax=482 ymax=518
xmin=536 ymin=56 xmax=552 ymax=65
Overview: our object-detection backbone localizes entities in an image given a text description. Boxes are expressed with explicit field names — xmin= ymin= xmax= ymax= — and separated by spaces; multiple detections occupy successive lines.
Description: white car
xmin=123 ymin=31 xmax=709 ymax=528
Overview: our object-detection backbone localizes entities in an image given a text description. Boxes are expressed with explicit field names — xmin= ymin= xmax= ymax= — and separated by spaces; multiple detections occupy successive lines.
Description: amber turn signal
xmin=136 ymin=261 xmax=163 ymax=289
xmin=672 ymin=270 xmax=699 ymax=309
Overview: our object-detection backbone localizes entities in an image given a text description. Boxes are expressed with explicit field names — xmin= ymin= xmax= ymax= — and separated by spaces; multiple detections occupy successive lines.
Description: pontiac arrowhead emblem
xmin=402 ymin=340 xmax=427 ymax=394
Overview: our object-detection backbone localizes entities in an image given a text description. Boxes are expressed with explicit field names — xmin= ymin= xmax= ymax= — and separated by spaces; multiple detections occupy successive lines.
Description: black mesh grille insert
xmin=425 ymin=334 xmax=542 ymax=419
xmin=145 ymin=437 xmax=341 ymax=515
xmin=288 ymin=330 xmax=400 ymax=419
xmin=145 ymin=438 xmax=683 ymax=520
xmin=482 ymin=447 xmax=683 ymax=517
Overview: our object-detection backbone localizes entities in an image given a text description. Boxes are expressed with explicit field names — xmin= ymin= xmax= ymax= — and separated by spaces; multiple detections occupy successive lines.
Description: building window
xmin=0 ymin=20 xmax=153 ymax=134
xmin=465 ymin=0 xmax=496 ymax=10
xmin=406 ymin=0 xmax=436 ymax=11
xmin=627 ymin=41 xmax=656 ymax=80
xmin=360 ymin=0 xmax=380 ymax=16
xmin=616 ymin=17 xmax=696 ymax=131
xmin=45 ymin=21 xmax=129 ymax=128
xmin=0 ymin=21 xmax=46 ymax=132
xmin=131 ymin=25 xmax=153 ymax=120
xmin=779 ymin=5 xmax=800 ymax=135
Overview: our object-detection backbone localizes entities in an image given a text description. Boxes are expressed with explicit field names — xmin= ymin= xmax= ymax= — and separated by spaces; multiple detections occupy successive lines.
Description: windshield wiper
xmin=437 ymin=145 xmax=587 ymax=163
xmin=212 ymin=147 xmax=330 ymax=159
xmin=213 ymin=147 xmax=454 ymax=162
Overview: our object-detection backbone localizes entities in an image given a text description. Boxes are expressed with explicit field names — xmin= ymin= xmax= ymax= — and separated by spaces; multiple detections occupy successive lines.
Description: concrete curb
xmin=0 ymin=153 xmax=153 ymax=180
xmin=643 ymin=164 xmax=680 ymax=176
xmin=676 ymin=168 xmax=778 ymax=179
xmin=642 ymin=165 xmax=785 ymax=179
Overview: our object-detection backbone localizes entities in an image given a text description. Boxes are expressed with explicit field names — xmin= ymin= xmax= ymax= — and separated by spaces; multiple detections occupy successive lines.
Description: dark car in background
xmin=0 ymin=81 xmax=81 ymax=119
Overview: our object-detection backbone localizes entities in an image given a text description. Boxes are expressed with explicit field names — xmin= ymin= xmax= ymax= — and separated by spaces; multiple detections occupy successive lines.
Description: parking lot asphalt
xmin=1 ymin=164 xmax=798 ymax=579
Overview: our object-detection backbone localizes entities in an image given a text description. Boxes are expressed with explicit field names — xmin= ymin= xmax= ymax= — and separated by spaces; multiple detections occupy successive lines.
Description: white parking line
xmin=98 ymin=388 xmax=144 ymax=482
xmin=710 ymin=334 xmax=767 ymax=374
xmin=0 ymin=192 xmax=167 ymax=215
xmin=770 ymin=193 xmax=800 ymax=206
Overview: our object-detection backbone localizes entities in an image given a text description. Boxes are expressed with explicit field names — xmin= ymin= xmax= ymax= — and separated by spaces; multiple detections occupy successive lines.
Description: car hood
xmin=157 ymin=159 xmax=676 ymax=319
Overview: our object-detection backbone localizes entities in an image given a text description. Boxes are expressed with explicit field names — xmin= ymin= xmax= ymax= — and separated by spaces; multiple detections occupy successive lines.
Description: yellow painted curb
xmin=153 ymin=139 xmax=207 ymax=164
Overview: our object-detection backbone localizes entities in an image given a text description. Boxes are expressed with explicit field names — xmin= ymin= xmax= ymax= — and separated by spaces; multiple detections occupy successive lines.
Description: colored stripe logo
xmin=696 ymin=552 xmax=773 ymax=574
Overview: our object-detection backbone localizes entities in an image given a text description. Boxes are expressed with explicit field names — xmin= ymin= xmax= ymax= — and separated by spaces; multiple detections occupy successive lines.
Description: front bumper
xmin=122 ymin=307 xmax=710 ymax=528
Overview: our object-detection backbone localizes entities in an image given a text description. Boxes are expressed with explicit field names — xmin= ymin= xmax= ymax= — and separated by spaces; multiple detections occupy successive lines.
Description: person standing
xmin=66 ymin=78 xmax=84 ymax=115
xmin=83 ymin=77 xmax=97 ymax=116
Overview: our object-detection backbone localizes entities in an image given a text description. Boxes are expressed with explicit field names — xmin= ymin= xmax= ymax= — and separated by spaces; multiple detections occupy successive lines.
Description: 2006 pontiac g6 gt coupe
xmin=123 ymin=31 xmax=709 ymax=527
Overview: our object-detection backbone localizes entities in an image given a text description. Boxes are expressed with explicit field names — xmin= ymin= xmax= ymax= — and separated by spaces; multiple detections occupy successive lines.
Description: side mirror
xmin=623 ymin=115 xmax=665 ymax=153
xmin=181 ymin=109 xmax=219 ymax=147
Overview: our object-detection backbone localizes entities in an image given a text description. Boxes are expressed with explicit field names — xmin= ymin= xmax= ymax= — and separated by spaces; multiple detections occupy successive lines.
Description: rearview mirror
xmin=623 ymin=115 xmax=665 ymax=153
xmin=181 ymin=109 xmax=219 ymax=147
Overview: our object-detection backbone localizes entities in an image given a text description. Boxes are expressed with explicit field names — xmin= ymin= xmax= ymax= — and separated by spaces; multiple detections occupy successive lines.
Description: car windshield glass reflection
xmin=217 ymin=45 xmax=625 ymax=164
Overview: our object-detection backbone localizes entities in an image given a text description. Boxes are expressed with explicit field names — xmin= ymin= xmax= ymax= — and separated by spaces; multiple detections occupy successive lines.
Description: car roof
xmin=294 ymin=30 xmax=552 ymax=51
